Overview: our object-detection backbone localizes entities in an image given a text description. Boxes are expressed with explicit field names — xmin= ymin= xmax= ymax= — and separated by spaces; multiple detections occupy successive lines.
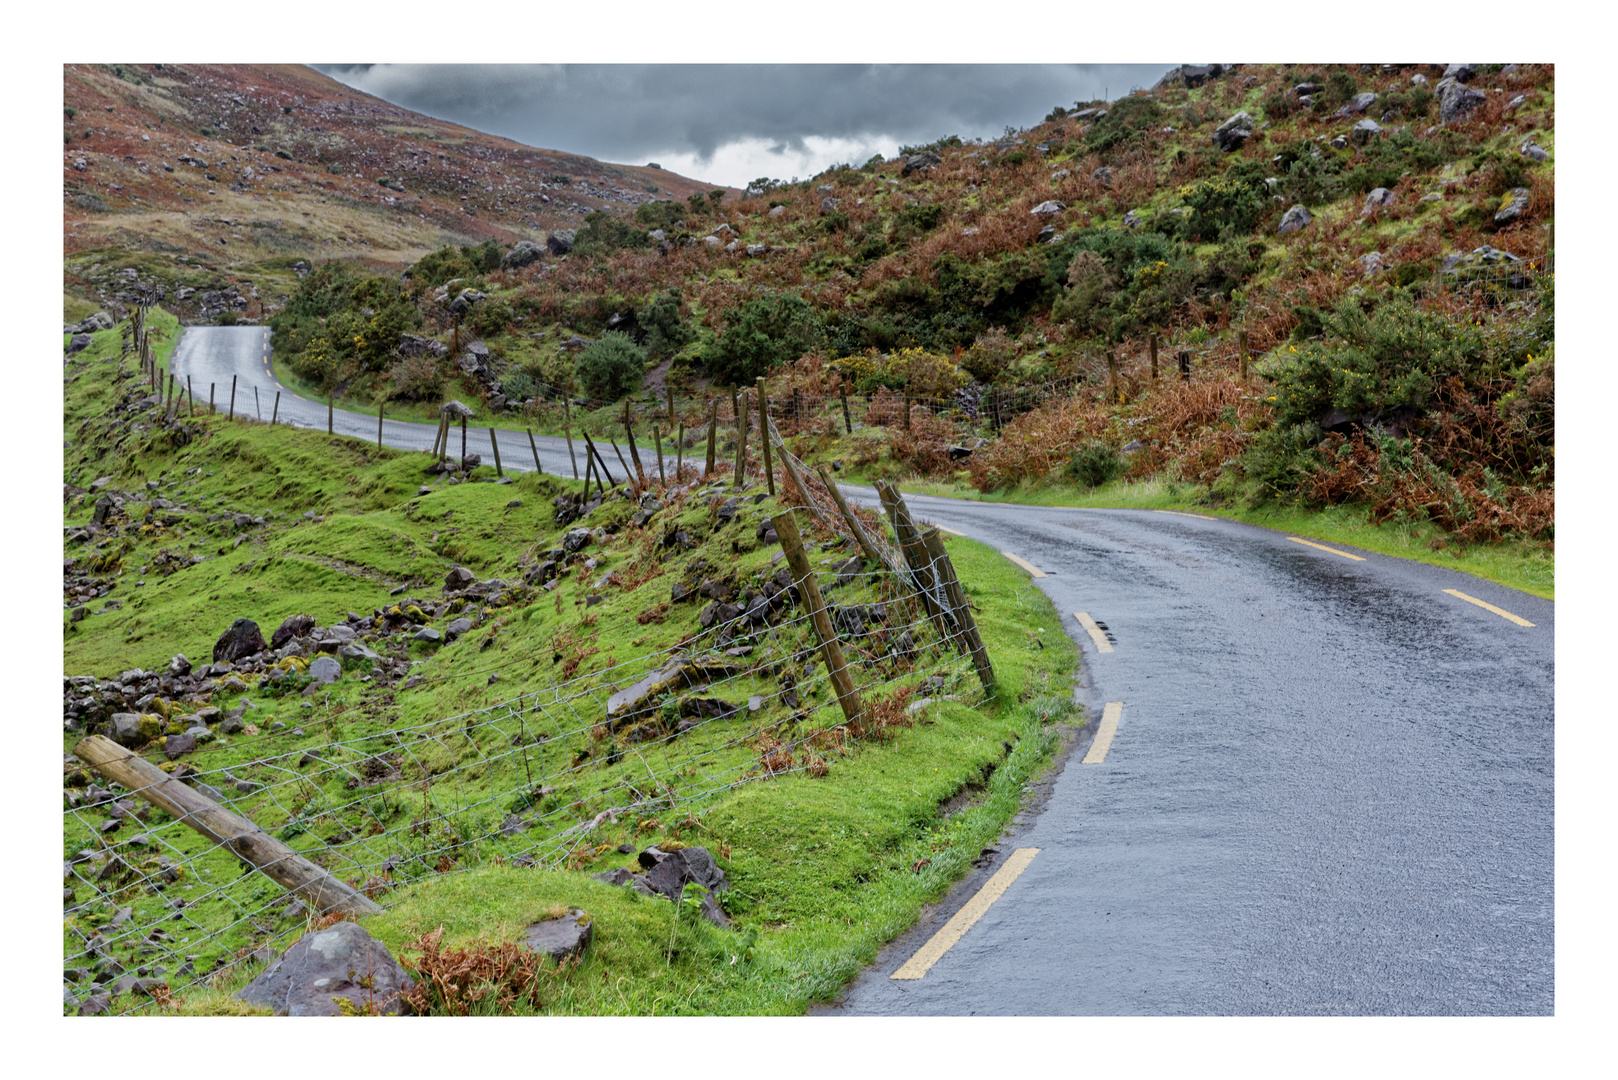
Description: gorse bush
xmin=640 ymin=288 xmax=692 ymax=358
xmin=575 ymin=332 xmax=646 ymax=400
xmin=705 ymin=293 xmax=825 ymax=386
xmin=271 ymin=262 xmax=424 ymax=389
xmin=1066 ymin=440 xmax=1126 ymax=488
xmin=572 ymin=211 xmax=651 ymax=258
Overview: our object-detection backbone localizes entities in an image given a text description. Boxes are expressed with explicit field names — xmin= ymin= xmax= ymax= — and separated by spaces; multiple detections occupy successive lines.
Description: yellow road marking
xmin=891 ymin=848 xmax=1040 ymax=980
xmin=1154 ymin=509 xmax=1218 ymax=521
xmin=933 ymin=524 xmax=966 ymax=537
xmin=1073 ymin=611 xmax=1114 ymax=654
xmin=1083 ymin=702 xmax=1123 ymax=764
xmin=1287 ymin=536 xmax=1366 ymax=561
xmin=1443 ymin=589 xmax=1536 ymax=627
xmin=1001 ymin=551 xmax=1046 ymax=577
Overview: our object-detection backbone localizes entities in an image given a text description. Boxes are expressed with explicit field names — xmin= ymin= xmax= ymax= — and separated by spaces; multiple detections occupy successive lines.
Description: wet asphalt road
xmin=173 ymin=327 xmax=1554 ymax=1015
xmin=169 ymin=325 xmax=679 ymax=480
xmin=817 ymin=491 xmax=1553 ymax=1015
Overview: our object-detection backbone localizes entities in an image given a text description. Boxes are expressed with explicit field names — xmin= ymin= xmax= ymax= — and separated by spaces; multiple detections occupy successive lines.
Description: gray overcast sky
xmin=312 ymin=64 xmax=1174 ymax=188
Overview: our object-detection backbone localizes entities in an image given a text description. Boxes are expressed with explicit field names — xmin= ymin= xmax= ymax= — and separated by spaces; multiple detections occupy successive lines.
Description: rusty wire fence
xmin=62 ymin=444 xmax=994 ymax=1015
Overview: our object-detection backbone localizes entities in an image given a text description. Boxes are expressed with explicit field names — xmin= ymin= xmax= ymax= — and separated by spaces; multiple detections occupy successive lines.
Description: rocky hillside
xmin=62 ymin=63 xmax=728 ymax=325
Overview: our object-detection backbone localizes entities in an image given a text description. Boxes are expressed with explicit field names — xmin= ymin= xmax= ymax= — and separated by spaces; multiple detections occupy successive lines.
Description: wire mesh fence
xmin=61 ymin=447 xmax=995 ymax=1015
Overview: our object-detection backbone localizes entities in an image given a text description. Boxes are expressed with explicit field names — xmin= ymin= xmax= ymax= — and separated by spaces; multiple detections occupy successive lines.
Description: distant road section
xmin=168 ymin=325 xmax=678 ymax=479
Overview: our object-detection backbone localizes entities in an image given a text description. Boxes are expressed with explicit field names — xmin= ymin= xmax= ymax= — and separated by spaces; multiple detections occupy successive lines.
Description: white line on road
xmin=1082 ymin=702 xmax=1123 ymax=764
xmin=1001 ymin=552 xmax=1047 ymax=577
xmin=1073 ymin=611 xmax=1114 ymax=654
xmin=890 ymin=848 xmax=1040 ymax=980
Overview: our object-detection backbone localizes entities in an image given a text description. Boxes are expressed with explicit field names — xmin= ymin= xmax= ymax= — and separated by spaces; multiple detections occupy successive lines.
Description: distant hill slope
xmin=62 ymin=63 xmax=731 ymax=322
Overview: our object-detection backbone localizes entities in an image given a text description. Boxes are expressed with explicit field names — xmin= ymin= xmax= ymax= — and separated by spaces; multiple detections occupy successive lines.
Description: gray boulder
xmin=270 ymin=615 xmax=313 ymax=650
xmin=1334 ymin=92 xmax=1378 ymax=117
xmin=901 ymin=150 xmax=942 ymax=176
xmin=1090 ymin=166 xmax=1114 ymax=187
xmin=1212 ymin=111 xmax=1254 ymax=152
xmin=1520 ymin=140 xmax=1550 ymax=162
xmin=67 ymin=334 xmax=94 ymax=355
xmin=546 ymin=230 xmax=577 ymax=256
xmin=1029 ymin=200 xmax=1065 ymax=216
xmin=307 ymin=656 xmax=341 ymax=684
xmin=1494 ymin=187 xmax=1531 ymax=226
xmin=1278 ymin=205 xmax=1312 ymax=234
xmin=1442 ymin=63 xmax=1477 ymax=83
xmin=413 ymin=627 xmax=442 ymax=644
xmin=1362 ymin=188 xmax=1396 ymax=215
xmin=523 ymin=910 xmax=594 ymax=962
xmin=212 ymin=618 xmax=266 ymax=663
xmin=1439 ymin=82 xmax=1488 ymax=124
xmin=235 ymin=922 xmax=413 ymax=1016
xmin=1351 ymin=118 xmax=1383 ymax=145
xmin=502 ymin=240 xmax=544 ymax=269
xmin=444 ymin=617 xmax=473 ymax=641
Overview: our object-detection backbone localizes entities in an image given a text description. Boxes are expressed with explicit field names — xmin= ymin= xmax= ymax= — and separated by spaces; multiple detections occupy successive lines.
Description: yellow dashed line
xmin=1073 ymin=611 xmax=1114 ymax=654
xmin=1083 ymin=702 xmax=1123 ymax=764
xmin=1001 ymin=552 xmax=1047 ymax=577
xmin=1154 ymin=509 xmax=1218 ymax=521
xmin=1287 ymin=536 xmax=1365 ymax=561
xmin=891 ymin=848 xmax=1040 ymax=980
xmin=1443 ymin=589 xmax=1536 ymax=627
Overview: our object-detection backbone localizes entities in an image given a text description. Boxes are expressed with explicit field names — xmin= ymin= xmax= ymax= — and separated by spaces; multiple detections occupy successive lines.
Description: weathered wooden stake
xmin=876 ymin=480 xmax=955 ymax=642
xmin=676 ymin=422 xmax=685 ymax=482
xmin=1149 ymin=334 xmax=1159 ymax=381
xmin=228 ymin=375 xmax=237 ymax=420
xmin=1178 ymin=350 xmax=1191 ymax=382
xmin=770 ymin=511 xmax=863 ymax=730
xmin=654 ymin=426 xmax=665 ymax=486
xmin=527 ymin=427 xmax=542 ymax=475
xmin=622 ymin=400 xmax=646 ymax=483
xmin=919 ymin=527 xmax=995 ymax=694
xmin=705 ymin=399 xmax=718 ymax=476
xmin=767 ymin=420 xmax=832 ymax=531
xmin=756 ymin=377 xmax=775 ymax=497
xmin=609 ymin=436 xmax=634 ymax=486
xmin=271 ymin=391 xmax=280 ymax=425
xmin=733 ymin=390 xmax=749 ymax=483
xmin=73 ymin=735 xmax=381 ymax=917
xmin=816 ymin=464 xmax=892 ymax=573
xmin=327 ymin=390 xmax=333 ymax=434
xmin=209 ymin=382 xmax=216 ymax=414
xmin=187 ymin=376 xmax=195 ymax=418
xmin=562 ymin=398 xmax=579 ymax=480
xmin=582 ymin=431 xmax=615 ymax=487
xmin=489 ymin=426 xmax=503 ymax=476
xmin=667 ymin=385 xmax=677 ymax=424
xmin=841 ymin=387 xmax=854 ymax=434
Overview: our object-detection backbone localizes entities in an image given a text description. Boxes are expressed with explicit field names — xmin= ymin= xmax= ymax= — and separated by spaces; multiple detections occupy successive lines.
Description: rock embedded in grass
xmin=235 ymin=922 xmax=414 ymax=1017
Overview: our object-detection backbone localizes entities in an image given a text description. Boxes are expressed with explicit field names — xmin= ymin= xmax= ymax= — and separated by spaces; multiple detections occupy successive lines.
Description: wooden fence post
xmin=562 ymin=398 xmax=579 ymax=480
xmin=654 ymin=426 xmax=666 ymax=485
xmin=874 ymin=480 xmax=956 ymax=643
xmin=770 ymin=510 xmax=863 ymax=730
xmin=327 ymin=390 xmax=333 ymax=434
xmin=676 ymin=423 xmax=685 ymax=481
xmin=918 ymin=528 xmax=995 ymax=695
xmin=377 ymin=401 xmax=384 ymax=449
xmin=271 ymin=391 xmax=280 ymax=426
xmin=228 ymin=375 xmax=237 ymax=420
xmin=527 ymin=427 xmax=542 ymax=475
xmin=488 ymin=427 xmax=503 ymax=476
xmin=72 ymin=735 xmax=381 ymax=917
xmin=187 ymin=376 xmax=195 ymax=418
xmin=766 ymin=420 xmax=832 ymax=531
xmin=705 ymin=399 xmax=718 ymax=477
xmin=756 ymin=377 xmax=775 ymax=497
xmin=582 ymin=431 xmax=615 ymax=487
xmin=209 ymin=383 xmax=216 ymax=414
xmin=815 ymin=464 xmax=892 ymax=573
xmin=1178 ymin=350 xmax=1191 ymax=382
xmin=667 ymin=386 xmax=677 ymax=425
xmin=733 ymin=390 xmax=748 ymax=483
xmin=608 ymin=436 xmax=634 ymax=485
xmin=622 ymin=399 xmax=646 ymax=482
xmin=1149 ymin=334 xmax=1159 ymax=381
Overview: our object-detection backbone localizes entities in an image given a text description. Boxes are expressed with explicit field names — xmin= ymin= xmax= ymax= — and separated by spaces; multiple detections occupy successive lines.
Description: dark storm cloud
xmin=313 ymin=64 xmax=1172 ymax=164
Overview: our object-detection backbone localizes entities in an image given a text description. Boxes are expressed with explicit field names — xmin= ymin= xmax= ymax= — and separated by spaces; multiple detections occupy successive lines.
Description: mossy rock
xmin=138 ymin=714 xmax=165 ymax=741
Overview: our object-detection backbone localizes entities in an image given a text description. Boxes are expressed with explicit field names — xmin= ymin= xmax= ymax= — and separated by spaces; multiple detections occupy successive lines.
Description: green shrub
xmin=573 ymin=210 xmax=652 ymax=257
xmin=1260 ymin=295 xmax=1488 ymax=431
xmin=1178 ymin=173 xmax=1267 ymax=239
xmin=1083 ymin=96 xmax=1161 ymax=155
xmin=575 ymin=332 xmax=646 ymax=400
xmin=1066 ymin=441 xmax=1125 ymax=488
xmin=500 ymin=370 xmax=536 ymax=403
xmin=635 ymin=200 xmax=684 ymax=231
xmin=640 ymin=288 xmax=692 ymax=358
xmin=704 ymin=293 xmax=825 ymax=385
xmin=893 ymin=203 xmax=944 ymax=243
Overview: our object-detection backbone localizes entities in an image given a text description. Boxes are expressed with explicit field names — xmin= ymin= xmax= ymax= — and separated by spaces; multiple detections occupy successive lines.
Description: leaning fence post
xmin=771 ymin=510 xmax=863 ymax=731
xmin=841 ymin=384 xmax=854 ymax=434
xmin=72 ymin=735 xmax=381 ymax=917
xmin=815 ymin=464 xmax=892 ymax=572
xmin=187 ymin=376 xmax=195 ymax=418
xmin=527 ymin=427 xmax=542 ymax=475
xmin=623 ymin=399 xmax=646 ymax=483
xmin=756 ymin=377 xmax=775 ymax=497
xmin=919 ymin=527 xmax=995 ymax=695
xmin=489 ymin=426 xmax=503 ymax=476
xmin=209 ymin=382 xmax=215 ymax=414
xmin=705 ymin=398 xmax=718 ymax=477
xmin=876 ymin=480 xmax=956 ymax=642
xmin=551 ymin=398 xmax=574 ymax=479
xmin=654 ymin=425 xmax=666 ymax=486
xmin=768 ymin=420 xmax=833 ymax=532
xmin=228 ymin=375 xmax=237 ymax=420
xmin=271 ymin=390 xmax=280 ymax=426
xmin=733 ymin=389 xmax=749 ymax=483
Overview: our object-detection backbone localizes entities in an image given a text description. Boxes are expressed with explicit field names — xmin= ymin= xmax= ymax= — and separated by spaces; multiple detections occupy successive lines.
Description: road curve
xmin=172 ymin=327 xmax=1554 ymax=1014
xmin=814 ymin=491 xmax=1552 ymax=1015
xmin=169 ymin=325 xmax=681 ymax=479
